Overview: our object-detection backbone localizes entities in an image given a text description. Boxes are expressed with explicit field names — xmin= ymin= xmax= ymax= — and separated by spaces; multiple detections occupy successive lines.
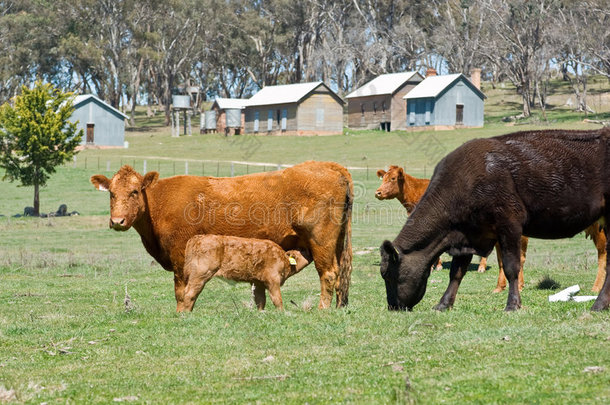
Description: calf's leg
xmin=180 ymin=263 xmax=218 ymax=312
xmin=266 ymin=282 xmax=284 ymax=310
xmin=252 ymin=281 xmax=267 ymax=310
xmin=434 ymin=254 xmax=473 ymax=311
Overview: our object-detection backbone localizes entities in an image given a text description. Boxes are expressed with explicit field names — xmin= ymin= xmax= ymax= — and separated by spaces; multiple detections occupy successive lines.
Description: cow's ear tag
xmin=289 ymin=256 xmax=297 ymax=265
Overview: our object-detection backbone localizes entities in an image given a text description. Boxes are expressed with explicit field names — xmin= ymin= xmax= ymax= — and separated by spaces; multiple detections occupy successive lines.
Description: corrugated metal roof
xmin=73 ymin=94 xmax=128 ymax=119
xmin=404 ymin=73 xmax=485 ymax=99
xmin=346 ymin=71 xmax=422 ymax=98
xmin=213 ymin=98 xmax=249 ymax=110
xmin=247 ymin=82 xmax=335 ymax=107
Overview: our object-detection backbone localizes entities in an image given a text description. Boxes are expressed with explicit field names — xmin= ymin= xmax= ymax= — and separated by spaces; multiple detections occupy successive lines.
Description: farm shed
xmin=346 ymin=71 xmax=423 ymax=131
xmin=71 ymin=94 xmax=127 ymax=147
xmin=244 ymin=82 xmax=344 ymax=135
xmin=209 ymin=98 xmax=248 ymax=135
xmin=403 ymin=71 xmax=485 ymax=129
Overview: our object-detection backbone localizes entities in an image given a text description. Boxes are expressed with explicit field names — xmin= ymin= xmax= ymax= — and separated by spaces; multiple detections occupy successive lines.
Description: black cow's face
xmin=379 ymin=240 xmax=428 ymax=311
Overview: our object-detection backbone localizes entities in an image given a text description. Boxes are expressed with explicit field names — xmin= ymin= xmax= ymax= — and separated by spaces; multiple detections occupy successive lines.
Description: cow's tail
xmin=336 ymin=177 xmax=353 ymax=308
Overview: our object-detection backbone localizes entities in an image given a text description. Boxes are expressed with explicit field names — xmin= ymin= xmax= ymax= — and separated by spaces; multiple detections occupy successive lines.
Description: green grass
xmin=1 ymin=86 xmax=610 ymax=403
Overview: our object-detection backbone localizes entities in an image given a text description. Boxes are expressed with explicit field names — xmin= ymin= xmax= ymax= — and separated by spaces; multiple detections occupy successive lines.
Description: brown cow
xmin=380 ymin=128 xmax=610 ymax=312
xmin=183 ymin=235 xmax=312 ymax=310
xmin=91 ymin=161 xmax=353 ymax=311
xmin=375 ymin=165 xmax=526 ymax=289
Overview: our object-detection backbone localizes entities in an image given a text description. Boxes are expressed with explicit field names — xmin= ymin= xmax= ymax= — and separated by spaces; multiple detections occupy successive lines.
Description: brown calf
xmin=183 ymin=235 xmax=312 ymax=311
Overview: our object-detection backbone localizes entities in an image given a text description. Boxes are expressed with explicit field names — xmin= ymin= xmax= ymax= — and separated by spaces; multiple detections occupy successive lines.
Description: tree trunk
xmin=33 ymin=180 xmax=40 ymax=217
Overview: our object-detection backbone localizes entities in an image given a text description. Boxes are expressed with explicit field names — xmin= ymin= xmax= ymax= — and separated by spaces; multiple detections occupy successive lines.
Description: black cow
xmin=380 ymin=128 xmax=610 ymax=312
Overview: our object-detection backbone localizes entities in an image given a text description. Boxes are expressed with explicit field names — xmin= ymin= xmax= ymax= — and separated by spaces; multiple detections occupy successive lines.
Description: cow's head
xmin=90 ymin=165 xmax=159 ymax=231
xmin=375 ymin=165 xmax=404 ymax=200
xmin=285 ymin=249 xmax=313 ymax=276
xmin=379 ymin=240 xmax=428 ymax=311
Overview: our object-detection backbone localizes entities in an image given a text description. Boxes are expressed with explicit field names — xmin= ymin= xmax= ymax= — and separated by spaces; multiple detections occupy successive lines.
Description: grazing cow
xmin=375 ymin=165 xmax=526 ymax=287
xmin=91 ymin=161 xmax=353 ymax=311
xmin=380 ymin=128 xmax=610 ymax=312
xmin=183 ymin=235 xmax=312 ymax=310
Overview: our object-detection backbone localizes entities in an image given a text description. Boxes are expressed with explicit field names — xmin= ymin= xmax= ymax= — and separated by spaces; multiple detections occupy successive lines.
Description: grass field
xmin=1 ymin=88 xmax=610 ymax=403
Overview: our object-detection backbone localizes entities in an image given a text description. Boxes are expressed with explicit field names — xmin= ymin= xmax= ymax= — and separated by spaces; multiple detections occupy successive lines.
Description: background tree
xmin=0 ymin=82 xmax=83 ymax=216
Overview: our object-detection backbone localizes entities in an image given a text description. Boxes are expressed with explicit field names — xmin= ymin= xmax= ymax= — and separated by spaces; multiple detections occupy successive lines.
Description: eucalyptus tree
xmin=480 ymin=0 xmax=559 ymax=117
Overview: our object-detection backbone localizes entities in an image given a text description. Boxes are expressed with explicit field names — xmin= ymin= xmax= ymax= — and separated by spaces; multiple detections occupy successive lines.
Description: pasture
xmin=1 ymin=113 xmax=610 ymax=403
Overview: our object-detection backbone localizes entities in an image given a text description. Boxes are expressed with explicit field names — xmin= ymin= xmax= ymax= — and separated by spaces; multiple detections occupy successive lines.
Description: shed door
xmin=86 ymin=123 xmax=94 ymax=144
xmin=254 ymin=111 xmax=259 ymax=132
xmin=456 ymin=105 xmax=464 ymax=125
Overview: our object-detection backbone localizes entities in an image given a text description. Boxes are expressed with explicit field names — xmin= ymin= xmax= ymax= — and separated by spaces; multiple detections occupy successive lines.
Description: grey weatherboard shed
xmin=71 ymin=94 xmax=128 ymax=147
xmin=403 ymin=73 xmax=485 ymax=128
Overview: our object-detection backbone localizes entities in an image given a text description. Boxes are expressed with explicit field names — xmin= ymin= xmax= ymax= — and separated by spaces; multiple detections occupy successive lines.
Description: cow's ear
xmin=376 ymin=169 xmax=386 ymax=179
xmin=142 ymin=171 xmax=159 ymax=190
xmin=381 ymin=240 xmax=400 ymax=262
xmin=396 ymin=166 xmax=405 ymax=179
xmin=91 ymin=175 xmax=110 ymax=191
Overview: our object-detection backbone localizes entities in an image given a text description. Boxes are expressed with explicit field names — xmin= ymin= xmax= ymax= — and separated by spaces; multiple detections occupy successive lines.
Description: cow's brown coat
xmin=183 ymin=235 xmax=312 ymax=310
xmin=91 ymin=161 xmax=353 ymax=311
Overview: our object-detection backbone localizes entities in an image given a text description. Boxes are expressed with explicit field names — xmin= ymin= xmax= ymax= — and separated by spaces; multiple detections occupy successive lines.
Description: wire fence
xmin=68 ymin=155 xmax=432 ymax=181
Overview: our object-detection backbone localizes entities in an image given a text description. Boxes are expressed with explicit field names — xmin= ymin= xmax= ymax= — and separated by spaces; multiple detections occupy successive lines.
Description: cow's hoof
xmin=492 ymin=287 xmax=504 ymax=293
xmin=433 ymin=303 xmax=451 ymax=311
xmin=590 ymin=301 xmax=608 ymax=312
xmin=504 ymin=303 xmax=521 ymax=311
xmin=434 ymin=264 xmax=443 ymax=271
xmin=477 ymin=266 xmax=486 ymax=273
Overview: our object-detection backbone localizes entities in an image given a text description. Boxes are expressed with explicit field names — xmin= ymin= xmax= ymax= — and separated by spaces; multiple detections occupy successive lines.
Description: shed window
xmin=409 ymin=104 xmax=415 ymax=125
xmin=456 ymin=105 xmax=464 ymax=125
xmin=425 ymin=101 xmax=431 ymax=124
xmin=254 ymin=111 xmax=259 ymax=132
xmin=373 ymin=102 xmax=377 ymax=115
xmin=360 ymin=103 xmax=365 ymax=116
xmin=382 ymin=102 xmax=386 ymax=113
xmin=267 ymin=110 xmax=273 ymax=131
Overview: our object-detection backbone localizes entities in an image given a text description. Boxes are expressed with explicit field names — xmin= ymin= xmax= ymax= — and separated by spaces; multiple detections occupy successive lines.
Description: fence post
xmin=185 ymin=161 xmax=189 ymax=175
xmin=73 ymin=156 xmax=77 ymax=168
xmin=173 ymin=161 xmax=176 ymax=175
xmin=143 ymin=160 xmax=147 ymax=174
